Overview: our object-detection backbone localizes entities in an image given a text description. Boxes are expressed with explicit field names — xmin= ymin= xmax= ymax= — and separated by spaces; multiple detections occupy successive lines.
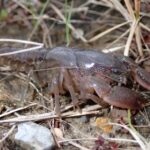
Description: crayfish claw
xmin=103 ymin=86 xmax=144 ymax=110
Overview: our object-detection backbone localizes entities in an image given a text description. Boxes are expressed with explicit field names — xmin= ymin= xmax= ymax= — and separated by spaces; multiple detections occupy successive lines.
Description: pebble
xmin=15 ymin=122 xmax=56 ymax=150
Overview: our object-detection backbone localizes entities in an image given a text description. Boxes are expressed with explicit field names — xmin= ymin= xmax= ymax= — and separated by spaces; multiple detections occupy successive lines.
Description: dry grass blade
xmin=0 ymin=103 xmax=37 ymax=119
xmin=0 ymin=110 xmax=100 ymax=124
xmin=89 ymin=21 xmax=130 ymax=42
xmin=111 ymin=123 xmax=149 ymax=150
xmin=60 ymin=137 xmax=138 ymax=144
xmin=140 ymin=23 xmax=150 ymax=32
xmin=12 ymin=0 xmax=33 ymax=14
xmin=0 ymin=125 xmax=16 ymax=143
xmin=28 ymin=0 xmax=50 ymax=40
xmin=50 ymin=3 xmax=87 ymax=42
xmin=110 ymin=0 xmax=145 ymax=56
xmin=124 ymin=0 xmax=135 ymax=19
xmin=0 ymin=39 xmax=43 ymax=45
xmin=61 ymin=104 xmax=101 ymax=113
xmin=102 ymin=46 xmax=125 ymax=53
xmin=106 ymin=29 xmax=130 ymax=49
xmin=134 ymin=0 xmax=143 ymax=57
xmin=124 ymin=19 xmax=139 ymax=56
xmin=0 ymin=46 xmax=42 ymax=56
xmin=134 ymin=0 xmax=141 ymax=17
xmin=0 ymin=38 xmax=43 ymax=56
xmin=64 ymin=140 xmax=90 ymax=150
xmin=110 ymin=0 xmax=131 ymax=21
xmin=135 ymin=25 xmax=143 ymax=57
xmin=0 ymin=112 xmax=56 ymax=123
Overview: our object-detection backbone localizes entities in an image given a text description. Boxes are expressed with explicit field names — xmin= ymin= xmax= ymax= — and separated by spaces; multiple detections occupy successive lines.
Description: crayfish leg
xmin=90 ymin=77 xmax=111 ymax=98
xmin=62 ymin=69 xmax=80 ymax=111
xmin=83 ymin=93 xmax=108 ymax=107
xmin=49 ymin=75 xmax=61 ymax=116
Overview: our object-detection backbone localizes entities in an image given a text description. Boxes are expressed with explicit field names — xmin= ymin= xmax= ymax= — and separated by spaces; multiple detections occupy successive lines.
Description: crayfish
xmin=0 ymin=47 xmax=149 ymax=114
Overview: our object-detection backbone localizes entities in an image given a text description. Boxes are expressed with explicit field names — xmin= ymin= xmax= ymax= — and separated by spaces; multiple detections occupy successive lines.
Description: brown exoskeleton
xmin=0 ymin=47 xmax=149 ymax=115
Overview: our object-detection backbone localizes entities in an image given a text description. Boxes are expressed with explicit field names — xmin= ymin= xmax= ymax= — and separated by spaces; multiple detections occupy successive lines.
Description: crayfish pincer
xmin=46 ymin=47 xmax=149 ymax=112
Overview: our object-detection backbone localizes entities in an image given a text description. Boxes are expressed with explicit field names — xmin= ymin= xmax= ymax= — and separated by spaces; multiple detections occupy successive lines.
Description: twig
xmin=0 ymin=110 xmax=100 ymax=124
xmin=0 ymin=103 xmax=37 ymax=119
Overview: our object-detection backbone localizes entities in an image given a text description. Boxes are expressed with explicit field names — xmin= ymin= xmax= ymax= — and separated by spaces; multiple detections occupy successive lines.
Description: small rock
xmin=15 ymin=122 xmax=56 ymax=150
